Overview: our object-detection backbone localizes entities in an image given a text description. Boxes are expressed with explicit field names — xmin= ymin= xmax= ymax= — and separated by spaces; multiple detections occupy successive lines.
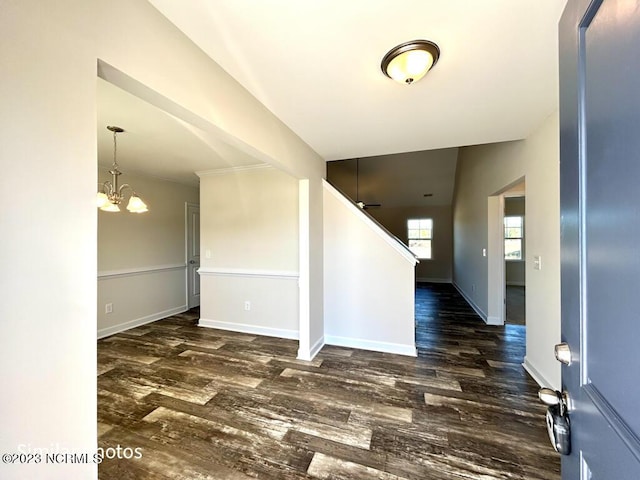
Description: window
xmin=504 ymin=216 xmax=523 ymax=260
xmin=407 ymin=218 xmax=432 ymax=259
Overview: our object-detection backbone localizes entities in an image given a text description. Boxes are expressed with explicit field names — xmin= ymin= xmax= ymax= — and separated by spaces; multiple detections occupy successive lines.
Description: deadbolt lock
xmin=539 ymin=387 xmax=571 ymax=455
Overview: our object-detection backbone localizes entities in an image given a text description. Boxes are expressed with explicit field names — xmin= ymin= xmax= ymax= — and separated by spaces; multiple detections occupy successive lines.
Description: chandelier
xmin=97 ymin=126 xmax=148 ymax=213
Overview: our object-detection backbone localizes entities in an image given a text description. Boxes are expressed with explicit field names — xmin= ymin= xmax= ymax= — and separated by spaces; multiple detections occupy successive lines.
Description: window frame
xmin=504 ymin=215 xmax=524 ymax=261
xmin=407 ymin=218 xmax=433 ymax=260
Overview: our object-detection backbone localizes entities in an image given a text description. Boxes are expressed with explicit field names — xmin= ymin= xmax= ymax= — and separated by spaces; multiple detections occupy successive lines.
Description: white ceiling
xmin=148 ymin=0 xmax=568 ymax=161
xmin=97 ymin=1 xmax=566 ymax=205
xmin=97 ymin=78 xmax=264 ymax=186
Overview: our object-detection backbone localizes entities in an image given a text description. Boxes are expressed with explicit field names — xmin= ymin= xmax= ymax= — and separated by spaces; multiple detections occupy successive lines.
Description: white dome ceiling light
xmin=381 ymin=40 xmax=440 ymax=85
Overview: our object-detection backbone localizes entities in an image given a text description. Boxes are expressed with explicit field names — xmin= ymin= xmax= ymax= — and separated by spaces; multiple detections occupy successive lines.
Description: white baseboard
xmin=486 ymin=315 xmax=503 ymax=326
xmin=97 ymin=305 xmax=187 ymax=339
xmin=452 ymin=282 xmax=488 ymax=322
xmin=298 ymin=335 xmax=325 ymax=361
xmin=198 ymin=318 xmax=299 ymax=340
xmin=416 ymin=277 xmax=452 ymax=284
xmin=324 ymin=335 xmax=417 ymax=357
xmin=523 ymin=356 xmax=554 ymax=388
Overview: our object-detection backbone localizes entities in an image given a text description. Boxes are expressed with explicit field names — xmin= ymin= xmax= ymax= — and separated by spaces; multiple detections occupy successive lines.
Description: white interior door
xmin=186 ymin=203 xmax=200 ymax=308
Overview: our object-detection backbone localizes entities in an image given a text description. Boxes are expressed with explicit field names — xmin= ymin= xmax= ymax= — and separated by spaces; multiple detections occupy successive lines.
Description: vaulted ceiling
xmin=97 ymin=78 xmax=260 ymax=186
xmin=147 ymin=0 xmax=567 ymax=160
xmin=98 ymin=1 xmax=567 ymax=199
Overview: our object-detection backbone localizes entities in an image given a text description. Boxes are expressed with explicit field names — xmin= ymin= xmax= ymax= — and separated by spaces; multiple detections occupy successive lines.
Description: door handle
xmin=554 ymin=342 xmax=572 ymax=365
xmin=189 ymin=260 xmax=198 ymax=264
xmin=539 ymin=387 xmax=573 ymax=413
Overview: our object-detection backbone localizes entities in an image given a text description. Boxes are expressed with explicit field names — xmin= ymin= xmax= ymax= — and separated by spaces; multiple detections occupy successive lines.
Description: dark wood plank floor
xmin=98 ymin=283 xmax=560 ymax=479
xmin=506 ymin=285 xmax=526 ymax=325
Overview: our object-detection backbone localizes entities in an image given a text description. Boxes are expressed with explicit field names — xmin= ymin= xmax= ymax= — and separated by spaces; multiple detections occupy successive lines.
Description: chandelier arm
xmin=102 ymin=180 xmax=114 ymax=195
xmin=118 ymin=183 xmax=132 ymax=196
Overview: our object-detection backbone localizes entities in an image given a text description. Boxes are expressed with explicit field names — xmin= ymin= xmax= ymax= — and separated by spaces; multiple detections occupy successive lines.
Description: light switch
xmin=205 ymin=249 xmax=211 ymax=259
xmin=534 ymin=255 xmax=542 ymax=270
xmin=482 ymin=248 xmax=487 ymax=257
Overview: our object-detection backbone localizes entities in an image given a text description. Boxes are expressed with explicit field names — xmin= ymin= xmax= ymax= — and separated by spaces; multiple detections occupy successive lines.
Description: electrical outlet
xmin=244 ymin=301 xmax=251 ymax=311
xmin=105 ymin=303 xmax=113 ymax=314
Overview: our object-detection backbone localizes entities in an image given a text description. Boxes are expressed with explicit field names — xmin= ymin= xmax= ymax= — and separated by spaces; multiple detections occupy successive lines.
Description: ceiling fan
xmin=356 ymin=158 xmax=381 ymax=210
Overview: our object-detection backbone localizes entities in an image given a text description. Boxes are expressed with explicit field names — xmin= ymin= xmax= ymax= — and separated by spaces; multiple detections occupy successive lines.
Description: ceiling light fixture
xmin=97 ymin=126 xmax=148 ymax=213
xmin=381 ymin=39 xmax=440 ymax=85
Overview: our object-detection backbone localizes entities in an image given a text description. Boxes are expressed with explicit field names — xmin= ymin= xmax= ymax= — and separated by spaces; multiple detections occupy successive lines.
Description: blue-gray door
xmin=560 ymin=0 xmax=640 ymax=477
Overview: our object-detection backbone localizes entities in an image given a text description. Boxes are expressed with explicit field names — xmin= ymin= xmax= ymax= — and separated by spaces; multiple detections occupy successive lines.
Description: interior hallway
xmin=506 ymin=285 xmax=526 ymax=325
xmin=97 ymin=284 xmax=559 ymax=479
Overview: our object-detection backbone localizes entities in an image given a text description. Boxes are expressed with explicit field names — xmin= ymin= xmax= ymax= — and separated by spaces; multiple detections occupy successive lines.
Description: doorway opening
xmin=486 ymin=178 xmax=525 ymax=326
xmin=504 ymin=192 xmax=525 ymax=325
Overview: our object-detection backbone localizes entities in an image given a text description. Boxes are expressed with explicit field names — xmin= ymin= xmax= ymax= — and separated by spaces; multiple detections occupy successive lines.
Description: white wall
xmin=198 ymin=166 xmax=300 ymax=338
xmin=323 ymin=181 xmax=417 ymax=356
xmin=522 ymin=113 xmax=561 ymax=389
xmin=307 ymin=177 xmax=325 ymax=357
xmin=0 ymin=1 xmax=324 ymax=478
xmin=452 ymin=111 xmax=561 ymax=389
xmin=97 ymin=170 xmax=198 ymax=337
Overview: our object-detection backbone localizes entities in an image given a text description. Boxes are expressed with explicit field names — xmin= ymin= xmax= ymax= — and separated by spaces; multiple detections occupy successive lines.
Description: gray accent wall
xmin=505 ymin=196 xmax=525 ymax=216
xmin=452 ymin=141 xmax=526 ymax=314
xmin=367 ymin=206 xmax=452 ymax=282
xmin=327 ymin=149 xmax=458 ymax=283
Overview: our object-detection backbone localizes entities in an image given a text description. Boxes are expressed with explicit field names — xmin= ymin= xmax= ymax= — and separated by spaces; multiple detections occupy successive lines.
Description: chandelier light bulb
xmin=126 ymin=194 xmax=149 ymax=213
xmin=100 ymin=202 xmax=120 ymax=213
xmin=96 ymin=191 xmax=109 ymax=208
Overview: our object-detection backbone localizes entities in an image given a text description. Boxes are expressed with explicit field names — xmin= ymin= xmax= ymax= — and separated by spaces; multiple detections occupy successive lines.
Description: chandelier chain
xmin=112 ymin=129 xmax=118 ymax=169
